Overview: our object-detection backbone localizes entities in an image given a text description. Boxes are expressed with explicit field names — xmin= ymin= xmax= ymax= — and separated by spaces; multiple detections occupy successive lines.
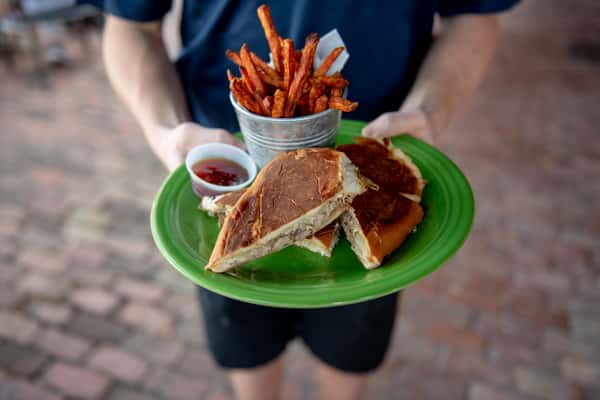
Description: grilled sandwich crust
xmin=338 ymin=138 xmax=426 ymax=269
xmin=205 ymin=149 xmax=365 ymax=272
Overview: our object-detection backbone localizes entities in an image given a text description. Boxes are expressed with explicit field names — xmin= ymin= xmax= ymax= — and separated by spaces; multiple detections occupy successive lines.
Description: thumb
xmin=362 ymin=111 xmax=424 ymax=139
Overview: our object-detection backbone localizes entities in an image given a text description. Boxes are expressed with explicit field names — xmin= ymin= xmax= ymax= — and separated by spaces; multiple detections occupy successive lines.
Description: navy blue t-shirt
xmin=101 ymin=0 xmax=518 ymax=131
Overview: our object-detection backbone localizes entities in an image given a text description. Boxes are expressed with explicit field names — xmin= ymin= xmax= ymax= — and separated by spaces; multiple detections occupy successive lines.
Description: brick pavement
xmin=0 ymin=1 xmax=599 ymax=399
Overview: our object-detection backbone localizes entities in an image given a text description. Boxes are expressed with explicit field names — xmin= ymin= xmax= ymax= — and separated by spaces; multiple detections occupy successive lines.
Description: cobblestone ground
xmin=1 ymin=1 xmax=599 ymax=399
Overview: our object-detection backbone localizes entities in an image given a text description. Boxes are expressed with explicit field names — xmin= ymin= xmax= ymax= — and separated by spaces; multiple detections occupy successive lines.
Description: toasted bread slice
xmin=338 ymin=138 xmax=426 ymax=269
xmin=199 ymin=191 xmax=340 ymax=257
xmin=205 ymin=148 xmax=366 ymax=272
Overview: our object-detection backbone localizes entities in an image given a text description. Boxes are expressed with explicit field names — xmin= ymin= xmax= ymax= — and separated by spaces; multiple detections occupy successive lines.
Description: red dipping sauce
xmin=192 ymin=158 xmax=249 ymax=187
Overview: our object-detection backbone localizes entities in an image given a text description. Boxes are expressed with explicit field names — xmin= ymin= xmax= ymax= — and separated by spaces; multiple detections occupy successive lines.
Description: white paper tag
xmin=313 ymin=29 xmax=349 ymax=76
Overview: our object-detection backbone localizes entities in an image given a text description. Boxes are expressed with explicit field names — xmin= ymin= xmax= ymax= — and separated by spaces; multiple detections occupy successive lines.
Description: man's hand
xmin=157 ymin=122 xmax=246 ymax=171
xmin=362 ymin=108 xmax=436 ymax=145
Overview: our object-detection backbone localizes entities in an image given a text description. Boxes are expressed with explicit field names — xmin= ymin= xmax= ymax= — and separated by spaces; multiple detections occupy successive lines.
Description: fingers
xmin=362 ymin=111 xmax=428 ymax=139
xmin=362 ymin=112 xmax=420 ymax=138
xmin=178 ymin=124 xmax=245 ymax=152
xmin=165 ymin=157 xmax=182 ymax=173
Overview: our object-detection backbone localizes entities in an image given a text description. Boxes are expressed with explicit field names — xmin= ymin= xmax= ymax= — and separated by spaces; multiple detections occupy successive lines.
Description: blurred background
xmin=0 ymin=0 xmax=598 ymax=399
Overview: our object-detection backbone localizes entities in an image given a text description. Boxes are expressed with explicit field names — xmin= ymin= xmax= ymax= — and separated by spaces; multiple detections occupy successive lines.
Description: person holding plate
xmin=100 ymin=1 xmax=519 ymax=399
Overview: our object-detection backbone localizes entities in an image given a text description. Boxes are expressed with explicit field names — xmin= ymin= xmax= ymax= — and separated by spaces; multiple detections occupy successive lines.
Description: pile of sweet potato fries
xmin=226 ymin=4 xmax=358 ymax=118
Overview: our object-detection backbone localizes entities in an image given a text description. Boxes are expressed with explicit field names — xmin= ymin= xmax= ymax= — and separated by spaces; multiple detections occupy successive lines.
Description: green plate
xmin=151 ymin=119 xmax=474 ymax=308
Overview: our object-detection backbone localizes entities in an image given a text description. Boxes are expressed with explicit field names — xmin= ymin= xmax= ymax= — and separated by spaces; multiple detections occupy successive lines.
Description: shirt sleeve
xmin=438 ymin=0 xmax=520 ymax=17
xmin=80 ymin=0 xmax=172 ymax=22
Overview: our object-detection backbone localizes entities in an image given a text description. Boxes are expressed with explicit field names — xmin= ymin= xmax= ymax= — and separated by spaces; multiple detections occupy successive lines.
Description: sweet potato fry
xmin=239 ymin=67 xmax=270 ymax=114
xmin=231 ymin=79 xmax=264 ymax=115
xmin=297 ymin=93 xmax=310 ymax=116
xmin=285 ymin=33 xmax=319 ymax=117
xmin=282 ymin=38 xmax=295 ymax=93
xmin=331 ymin=87 xmax=343 ymax=97
xmin=226 ymin=69 xmax=235 ymax=84
xmin=308 ymin=82 xmax=327 ymax=113
xmin=295 ymin=50 xmax=303 ymax=64
xmin=225 ymin=49 xmax=242 ymax=66
xmin=228 ymin=75 xmax=241 ymax=92
xmin=232 ymin=86 xmax=256 ymax=114
xmin=250 ymin=52 xmax=280 ymax=82
xmin=255 ymin=93 xmax=271 ymax=115
xmin=316 ymin=75 xmax=349 ymax=88
xmin=257 ymin=69 xmax=284 ymax=88
xmin=314 ymin=95 xmax=329 ymax=113
xmin=301 ymin=80 xmax=312 ymax=96
xmin=272 ymin=89 xmax=286 ymax=118
xmin=257 ymin=5 xmax=283 ymax=74
xmin=240 ymin=44 xmax=266 ymax=97
xmin=238 ymin=66 xmax=255 ymax=93
xmin=262 ymin=95 xmax=273 ymax=114
xmin=329 ymin=96 xmax=358 ymax=112
xmin=228 ymin=75 xmax=238 ymax=90
xmin=314 ymin=46 xmax=344 ymax=77
xmin=238 ymin=95 xmax=263 ymax=115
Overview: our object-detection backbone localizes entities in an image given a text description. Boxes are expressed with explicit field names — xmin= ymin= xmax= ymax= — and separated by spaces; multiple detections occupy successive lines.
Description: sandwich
xmin=200 ymin=191 xmax=341 ymax=257
xmin=337 ymin=138 xmax=426 ymax=269
xmin=205 ymin=148 xmax=366 ymax=272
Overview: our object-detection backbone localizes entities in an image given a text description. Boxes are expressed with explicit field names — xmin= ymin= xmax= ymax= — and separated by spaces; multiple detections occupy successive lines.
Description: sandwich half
xmin=205 ymin=148 xmax=366 ymax=272
xmin=200 ymin=191 xmax=340 ymax=257
xmin=337 ymin=138 xmax=426 ymax=269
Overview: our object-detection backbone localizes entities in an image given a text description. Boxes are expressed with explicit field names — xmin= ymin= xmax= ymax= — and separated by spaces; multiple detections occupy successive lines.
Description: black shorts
xmin=196 ymin=288 xmax=399 ymax=373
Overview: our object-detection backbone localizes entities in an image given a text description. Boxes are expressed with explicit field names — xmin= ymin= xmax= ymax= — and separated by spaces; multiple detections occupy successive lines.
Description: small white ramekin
xmin=185 ymin=143 xmax=257 ymax=197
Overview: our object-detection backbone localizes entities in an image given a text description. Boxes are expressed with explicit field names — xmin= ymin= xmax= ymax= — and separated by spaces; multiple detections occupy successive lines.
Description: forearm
xmin=102 ymin=16 xmax=190 ymax=154
xmin=402 ymin=14 xmax=499 ymax=135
